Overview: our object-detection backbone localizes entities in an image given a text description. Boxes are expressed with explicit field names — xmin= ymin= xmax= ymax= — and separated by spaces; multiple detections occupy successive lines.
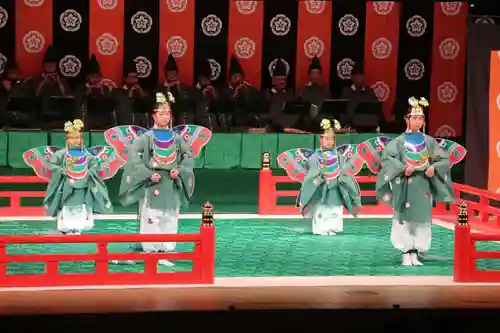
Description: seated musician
xmin=116 ymin=61 xmax=149 ymax=125
xmin=193 ymin=58 xmax=219 ymax=130
xmin=80 ymin=55 xmax=116 ymax=128
xmin=0 ymin=60 xmax=34 ymax=127
xmin=299 ymin=55 xmax=331 ymax=107
xmin=263 ymin=58 xmax=300 ymax=132
xmin=219 ymin=55 xmax=261 ymax=130
xmin=340 ymin=62 xmax=378 ymax=126
xmin=31 ymin=45 xmax=71 ymax=101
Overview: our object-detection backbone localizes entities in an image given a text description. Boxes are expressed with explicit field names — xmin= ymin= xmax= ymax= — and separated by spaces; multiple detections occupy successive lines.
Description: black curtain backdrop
xmin=465 ymin=22 xmax=500 ymax=188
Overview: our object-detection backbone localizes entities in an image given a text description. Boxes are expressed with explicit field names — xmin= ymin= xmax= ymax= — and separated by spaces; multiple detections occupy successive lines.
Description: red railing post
xmin=479 ymin=195 xmax=489 ymax=223
xmin=454 ymin=202 xmax=472 ymax=282
xmin=95 ymin=242 xmax=109 ymax=277
xmin=200 ymin=201 xmax=215 ymax=284
xmin=259 ymin=151 xmax=275 ymax=215
xmin=0 ymin=242 xmax=6 ymax=282
xmin=9 ymin=193 xmax=21 ymax=216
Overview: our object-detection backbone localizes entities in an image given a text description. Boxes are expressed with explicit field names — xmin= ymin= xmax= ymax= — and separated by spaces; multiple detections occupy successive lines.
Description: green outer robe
xmin=299 ymin=151 xmax=362 ymax=217
xmin=376 ymin=134 xmax=453 ymax=223
xmin=44 ymin=149 xmax=113 ymax=217
xmin=118 ymin=132 xmax=194 ymax=210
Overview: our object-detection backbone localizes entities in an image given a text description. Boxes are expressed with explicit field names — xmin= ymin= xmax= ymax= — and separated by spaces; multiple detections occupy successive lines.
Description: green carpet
xmin=1 ymin=218 xmax=499 ymax=277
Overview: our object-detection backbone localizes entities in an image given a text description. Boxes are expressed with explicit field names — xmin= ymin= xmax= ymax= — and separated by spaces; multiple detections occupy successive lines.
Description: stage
xmin=1 ymin=276 xmax=500 ymax=315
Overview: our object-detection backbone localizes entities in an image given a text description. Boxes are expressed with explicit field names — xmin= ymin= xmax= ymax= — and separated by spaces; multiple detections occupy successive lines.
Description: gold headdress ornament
xmin=407 ymin=97 xmax=429 ymax=117
xmin=64 ymin=119 xmax=84 ymax=136
xmin=320 ymin=119 xmax=341 ymax=138
xmin=155 ymin=92 xmax=175 ymax=105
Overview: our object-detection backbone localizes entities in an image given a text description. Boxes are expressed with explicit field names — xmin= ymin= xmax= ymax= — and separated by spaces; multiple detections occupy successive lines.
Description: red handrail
xmin=454 ymin=223 xmax=500 ymax=282
xmin=0 ymin=224 xmax=216 ymax=287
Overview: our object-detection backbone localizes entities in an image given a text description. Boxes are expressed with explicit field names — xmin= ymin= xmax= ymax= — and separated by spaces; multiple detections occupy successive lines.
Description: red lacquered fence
xmin=0 ymin=225 xmax=215 ymax=287
xmin=0 ymin=176 xmax=47 ymax=216
xmin=454 ymin=204 xmax=500 ymax=282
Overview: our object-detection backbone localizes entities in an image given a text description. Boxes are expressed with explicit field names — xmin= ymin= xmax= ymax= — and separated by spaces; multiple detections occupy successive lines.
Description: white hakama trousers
xmin=139 ymin=196 xmax=180 ymax=253
xmin=390 ymin=219 xmax=432 ymax=253
xmin=312 ymin=205 xmax=343 ymax=235
xmin=57 ymin=204 xmax=94 ymax=234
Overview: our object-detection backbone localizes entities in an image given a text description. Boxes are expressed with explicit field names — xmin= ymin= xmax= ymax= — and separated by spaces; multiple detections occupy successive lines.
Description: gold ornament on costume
xmin=320 ymin=119 xmax=340 ymax=138
xmin=155 ymin=92 xmax=175 ymax=105
xmin=407 ymin=96 xmax=429 ymax=117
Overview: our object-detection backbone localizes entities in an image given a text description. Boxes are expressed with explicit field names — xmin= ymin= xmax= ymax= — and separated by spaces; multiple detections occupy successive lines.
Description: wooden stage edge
xmin=1 ymin=276 xmax=500 ymax=314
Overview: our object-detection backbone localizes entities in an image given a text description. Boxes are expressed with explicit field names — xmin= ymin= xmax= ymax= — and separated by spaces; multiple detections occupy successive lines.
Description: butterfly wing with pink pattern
xmin=277 ymin=148 xmax=314 ymax=182
xmin=23 ymin=146 xmax=59 ymax=180
xmin=356 ymin=136 xmax=393 ymax=174
xmin=87 ymin=146 xmax=126 ymax=180
xmin=172 ymin=125 xmax=212 ymax=158
xmin=104 ymin=125 xmax=148 ymax=161
xmin=337 ymin=144 xmax=364 ymax=176
xmin=436 ymin=138 xmax=467 ymax=167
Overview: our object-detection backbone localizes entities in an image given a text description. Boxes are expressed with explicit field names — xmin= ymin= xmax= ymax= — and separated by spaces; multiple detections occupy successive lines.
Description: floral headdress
xmin=64 ymin=119 xmax=84 ymax=136
xmin=320 ymin=118 xmax=341 ymax=138
xmin=407 ymin=97 xmax=429 ymax=117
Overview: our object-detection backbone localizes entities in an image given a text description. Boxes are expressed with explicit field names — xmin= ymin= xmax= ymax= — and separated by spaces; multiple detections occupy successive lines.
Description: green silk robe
xmin=376 ymin=134 xmax=453 ymax=223
xmin=299 ymin=151 xmax=362 ymax=217
xmin=44 ymin=149 xmax=113 ymax=217
xmin=118 ymin=132 xmax=194 ymax=211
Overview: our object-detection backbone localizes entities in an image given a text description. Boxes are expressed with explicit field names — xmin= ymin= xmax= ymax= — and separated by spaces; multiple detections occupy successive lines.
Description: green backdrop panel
xmin=89 ymin=131 xmax=107 ymax=147
xmin=8 ymin=131 xmax=48 ymax=168
xmin=49 ymin=131 xmax=90 ymax=148
xmin=277 ymin=134 xmax=316 ymax=158
xmin=203 ymin=133 xmax=242 ymax=169
xmin=0 ymin=131 xmax=7 ymax=166
xmin=240 ymin=133 xmax=279 ymax=169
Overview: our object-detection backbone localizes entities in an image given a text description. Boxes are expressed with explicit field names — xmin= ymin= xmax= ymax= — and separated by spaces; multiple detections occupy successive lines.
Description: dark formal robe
xmin=340 ymin=84 xmax=378 ymax=125
xmin=192 ymin=82 xmax=220 ymax=131
xmin=28 ymin=75 xmax=74 ymax=128
xmin=0 ymin=78 xmax=34 ymax=127
xmin=115 ymin=85 xmax=149 ymax=126
xmin=299 ymin=82 xmax=331 ymax=107
xmin=219 ymin=84 xmax=261 ymax=128
xmin=76 ymin=81 xmax=117 ymax=129
xmin=263 ymin=87 xmax=297 ymax=130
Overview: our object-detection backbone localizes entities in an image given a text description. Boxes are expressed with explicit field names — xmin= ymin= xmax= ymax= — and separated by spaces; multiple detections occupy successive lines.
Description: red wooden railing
xmin=454 ymin=223 xmax=500 ymax=282
xmin=0 ymin=176 xmax=47 ymax=216
xmin=0 ymin=225 xmax=215 ymax=287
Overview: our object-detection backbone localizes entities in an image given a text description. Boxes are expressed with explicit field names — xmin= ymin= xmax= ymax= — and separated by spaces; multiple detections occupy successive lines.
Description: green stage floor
xmin=1 ymin=218 xmax=500 ymax=277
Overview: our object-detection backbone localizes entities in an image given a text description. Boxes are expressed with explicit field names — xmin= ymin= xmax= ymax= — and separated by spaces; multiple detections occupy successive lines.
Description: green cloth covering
xmin=0 ymin=131 xmax=7 ymax=166
xmin=203 ymin=133 xmax=242 ymax=169
xmin=89 ymin=131 xmax=107 ymax=146
xmin=240 ymin=133 xmax=279 ymax=169
xmin=50 ymin=131 xmax=90 ymax=148
xmin=8 ymin=131 xmax=48 ymax=168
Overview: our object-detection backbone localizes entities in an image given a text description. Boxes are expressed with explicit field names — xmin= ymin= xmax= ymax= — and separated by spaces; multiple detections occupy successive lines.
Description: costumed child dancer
xmin=277 ymin=119 xmax=363 ymax=235
xmin=23 ymin=119 xmax=122 ymax=234
xmin=105 ymin=93 xmax=212 ymax=266
xmin=356 ymin=97 xmax=467 ymax=266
